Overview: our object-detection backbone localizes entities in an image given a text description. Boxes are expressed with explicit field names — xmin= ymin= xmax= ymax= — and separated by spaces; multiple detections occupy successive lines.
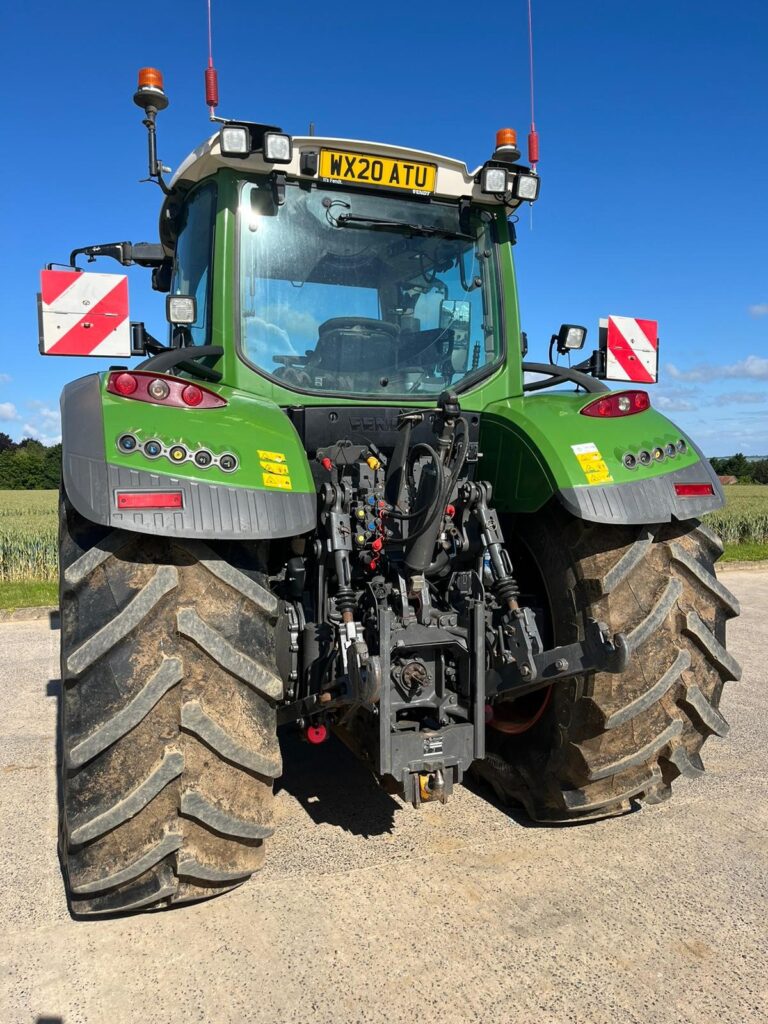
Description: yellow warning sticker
xmin=260 ymin=460 xmax=289 ymax=475
xmin=571 ymin=442 xmax=614 ymax=485
xmin=263 ymin=472 xmax=293 ymax=490
xmin=257 ymin=449 xmax=286 ymax=464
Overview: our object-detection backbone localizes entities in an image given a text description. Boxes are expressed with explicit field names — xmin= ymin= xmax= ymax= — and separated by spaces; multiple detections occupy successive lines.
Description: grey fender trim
xmin=556 ymin=450 xmax=724 ymax=525
xmin=61 ymin=375 xmax=112 ymax=524
xmin=61 ymin=375 xmax=316 ymax=540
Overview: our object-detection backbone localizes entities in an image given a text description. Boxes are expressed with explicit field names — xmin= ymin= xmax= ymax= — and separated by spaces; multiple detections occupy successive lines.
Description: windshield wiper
xmin=335 ymin=213 xmax=473 ymax=242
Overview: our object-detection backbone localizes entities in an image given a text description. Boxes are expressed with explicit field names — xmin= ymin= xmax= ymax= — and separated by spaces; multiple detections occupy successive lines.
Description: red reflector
xmin=113 ymin=372 xmax=138 ymax=396
xmin=674 ymin=484 xmax=714 ymax=497
xmin=305 ymin=724 xmax=328 ymax=745
xmin=181 ymin=384 xmax=203 ymax=407
xmin=580 ymin=390 xmax=650 ymax=418
xmin=116 ymin=491 xmax=183 ymax=509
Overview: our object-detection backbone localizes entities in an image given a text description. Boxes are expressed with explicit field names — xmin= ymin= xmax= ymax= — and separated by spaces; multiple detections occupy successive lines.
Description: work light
xmin=264 ymin=132 xmax=292 ymax=163
xmin=166 ymin=295 xmax=197 ymax=325
xmin=555 ymin=324 xmax=587 ymax=354
xmin=481 ymin=166 xmax=508 ymax=194
xmin=515 ymin=174 xmax=540 ymax=201
xmin=220 ymin=125 xmax=250 ymax=157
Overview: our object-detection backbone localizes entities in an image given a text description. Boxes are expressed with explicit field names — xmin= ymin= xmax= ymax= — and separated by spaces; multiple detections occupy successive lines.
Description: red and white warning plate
xmin=602 ymin=315 xmax=658 ymax=384
xmin=38 ymin=269 xmax=131 ymax=357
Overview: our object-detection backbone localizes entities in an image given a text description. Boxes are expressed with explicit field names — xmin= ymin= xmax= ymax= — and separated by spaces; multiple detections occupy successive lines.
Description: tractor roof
xmin=169 ymin=132 xmax=494 ymax=205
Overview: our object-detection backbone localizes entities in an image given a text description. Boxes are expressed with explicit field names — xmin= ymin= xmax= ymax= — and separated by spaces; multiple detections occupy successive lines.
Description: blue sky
xmin=2 ymin=1 xmax=766 ymax=454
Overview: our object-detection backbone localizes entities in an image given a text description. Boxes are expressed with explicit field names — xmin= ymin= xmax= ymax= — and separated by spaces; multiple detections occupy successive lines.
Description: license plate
xmin=318 ymin=148 xmax=436 ymax=195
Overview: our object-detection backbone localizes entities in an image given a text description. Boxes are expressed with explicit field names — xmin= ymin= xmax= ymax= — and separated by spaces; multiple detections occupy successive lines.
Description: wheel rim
xmin=488 ymin=685 xmax=552 ymax=735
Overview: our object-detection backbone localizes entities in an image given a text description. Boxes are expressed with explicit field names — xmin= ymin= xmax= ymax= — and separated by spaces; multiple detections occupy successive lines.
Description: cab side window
xmin=172 ymin=183 xmax=216 ymax=345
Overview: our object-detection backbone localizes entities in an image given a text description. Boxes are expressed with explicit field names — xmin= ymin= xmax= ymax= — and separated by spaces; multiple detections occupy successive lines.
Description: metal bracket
xmin=493 ymin=617 xmax=629 ymax=700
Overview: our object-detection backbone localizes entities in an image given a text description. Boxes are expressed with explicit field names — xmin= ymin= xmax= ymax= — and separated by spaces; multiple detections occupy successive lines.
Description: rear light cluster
xmin=107 ymin=371 xmax=226 ymax=409
xmin=116 ymin=433 xmax=238 ymax=473
xmin=622 ymin=439 xmax=687 ymax=470
xmin=580 ymin=390 xmax=650 ymax=418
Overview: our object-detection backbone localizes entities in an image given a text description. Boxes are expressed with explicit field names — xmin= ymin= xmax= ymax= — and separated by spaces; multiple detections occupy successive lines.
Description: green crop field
xmin=706 ymin=484 xmax=768 ymax=549
xmin=0 ymin=484 xmax=766 ymax=609
xmin=0 ymin=490 xmax=58 ymax=583
xmin=0 ymin=490 xmax=58 ymax=609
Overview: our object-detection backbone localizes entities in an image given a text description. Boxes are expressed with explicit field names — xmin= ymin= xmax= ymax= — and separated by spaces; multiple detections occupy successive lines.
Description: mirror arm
xmin=69 ymin=241 xmax=166 ymax=270
xmin=130 ymin=322 xmax=169 ymax=357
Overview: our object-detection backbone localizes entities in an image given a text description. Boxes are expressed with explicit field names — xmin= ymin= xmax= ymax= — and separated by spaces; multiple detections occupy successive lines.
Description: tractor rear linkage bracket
xmin=494 ymin=617 xmax=630 ymax=701
xmin=459 ymin=477 xmax=630 ymax=702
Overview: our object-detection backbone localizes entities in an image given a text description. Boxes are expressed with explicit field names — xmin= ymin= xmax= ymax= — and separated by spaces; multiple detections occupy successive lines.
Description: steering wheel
xmin=318 ymin=317 xmax=399 ymax=336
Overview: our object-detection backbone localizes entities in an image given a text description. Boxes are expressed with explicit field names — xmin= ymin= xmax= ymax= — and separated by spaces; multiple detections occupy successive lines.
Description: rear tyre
xmin=58 ymin=492 xmax=282 ymax=915
xmin=474 ymin=503 xmax=741 ymax=821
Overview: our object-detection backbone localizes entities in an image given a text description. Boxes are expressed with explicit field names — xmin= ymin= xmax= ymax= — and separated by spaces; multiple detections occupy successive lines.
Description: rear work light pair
xmin=219 ymin=125 xmax=292 ymax=163
xmin=107 ymin=371 xmax=225 ymax=409
xmin=480 ymin=165 xmax=540 ymax=201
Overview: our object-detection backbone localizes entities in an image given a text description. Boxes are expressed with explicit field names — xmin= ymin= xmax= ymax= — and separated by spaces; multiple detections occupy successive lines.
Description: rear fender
xmin=480 ymin=393 xmax=724 ymax=525
xmin=61 ymin=374 xmax=316 ymax=538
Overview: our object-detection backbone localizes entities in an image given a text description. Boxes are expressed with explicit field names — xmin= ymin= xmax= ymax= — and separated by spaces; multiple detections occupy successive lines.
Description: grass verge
xmin=721 ymin=542 xmax=768 ymax=563
xmin=0 ymin=580 xmax=58 ymax=610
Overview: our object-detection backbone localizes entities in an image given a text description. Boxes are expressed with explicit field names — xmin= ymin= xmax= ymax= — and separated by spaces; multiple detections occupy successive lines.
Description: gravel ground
xmin=0 ymin=571 xmax=765 ymax=1024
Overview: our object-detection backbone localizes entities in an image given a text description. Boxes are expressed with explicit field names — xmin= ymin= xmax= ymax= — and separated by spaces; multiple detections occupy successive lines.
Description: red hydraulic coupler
xmin=305 ymin=723 xmax=329 ymax=745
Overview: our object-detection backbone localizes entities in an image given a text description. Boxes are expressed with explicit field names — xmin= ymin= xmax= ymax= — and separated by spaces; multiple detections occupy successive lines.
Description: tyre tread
xmin=68 ymin=657 xmax=183 ymax=767
xmin=69 ymin=749 xmax=184 ymax=844
xmin=66 ymin=565 xmax=179 ymax=675
xmin=176 ymin=606 xmax=283 ymax=699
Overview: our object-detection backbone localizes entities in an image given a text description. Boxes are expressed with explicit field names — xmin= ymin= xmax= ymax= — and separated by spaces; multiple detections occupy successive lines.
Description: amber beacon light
xmin=134 ymin=67 xmax=169 ymax=111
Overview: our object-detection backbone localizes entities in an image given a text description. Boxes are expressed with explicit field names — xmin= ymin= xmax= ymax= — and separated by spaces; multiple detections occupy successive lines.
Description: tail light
xmin=580 ymin=390 xmax=650 ymax=418
xmin=106 ymin=371 xmax=226 ymax=409
xmin=674 ymin=483 xmax=714 ymax=497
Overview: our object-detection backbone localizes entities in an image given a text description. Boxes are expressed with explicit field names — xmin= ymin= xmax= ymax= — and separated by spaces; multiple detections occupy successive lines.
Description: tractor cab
xmin=158 ymin=122 xmax=539 ymax=404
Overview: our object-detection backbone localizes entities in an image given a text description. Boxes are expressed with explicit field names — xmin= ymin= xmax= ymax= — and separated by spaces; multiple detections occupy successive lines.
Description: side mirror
xmin=440 ymin=299 xmax=471 ymax=337
xmin=152 ymin=261 xmax=173 ymax=293
xmin=440 ymin=299 xmax=471 ymax=373
xmin=166 ymin=294 xmax=197 ymax=325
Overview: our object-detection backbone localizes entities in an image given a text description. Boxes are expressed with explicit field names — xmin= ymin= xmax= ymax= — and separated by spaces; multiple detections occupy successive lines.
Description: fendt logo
xmin=348 ymin=414 xmax=403 ymax=432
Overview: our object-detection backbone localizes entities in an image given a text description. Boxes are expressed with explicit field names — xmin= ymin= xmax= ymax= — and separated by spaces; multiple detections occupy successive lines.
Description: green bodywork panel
xmin=480 ymin=393 xmax=698 ymax=513
xmin=102 ymin=376 xmax=315 ymax=494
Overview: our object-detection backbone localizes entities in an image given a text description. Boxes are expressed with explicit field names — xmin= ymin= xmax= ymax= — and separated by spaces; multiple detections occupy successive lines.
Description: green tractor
xmin=40 ymin=69 xmax=740 ymax=916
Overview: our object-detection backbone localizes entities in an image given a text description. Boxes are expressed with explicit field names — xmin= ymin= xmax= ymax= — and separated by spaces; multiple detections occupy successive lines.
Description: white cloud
xmin=18 ymin=403 xmax=62 ymax=445
xmin=21 ymin=422 xmax=61 ymax=445
xmin=243 ymin=316 xmax=296 ymax=364
xmin=713 ymin=391 xmax=767 ymax=405
xmin=0 ymin=373 xmax=11 ymax=384
xmin=748 ymin=304 xmax=768 ymax=317
xmin=26 ymin=403 xmax=61 ymax=426
xmin=653 ymin=395 xmax=696 ymax=412
xmin=0 ymin=401 xmax=19 ymax=421
xmin=666 ymin=355 xmax=768 ymax=382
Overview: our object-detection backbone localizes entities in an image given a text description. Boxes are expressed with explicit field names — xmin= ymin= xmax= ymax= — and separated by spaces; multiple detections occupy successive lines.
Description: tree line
xmin=1 ymin=431 xmax=766 ymax=489
xmin=0 ymin=433 xmax=61 ymax=489
xmin=708 ymin=454 xmax=768 ymax=484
